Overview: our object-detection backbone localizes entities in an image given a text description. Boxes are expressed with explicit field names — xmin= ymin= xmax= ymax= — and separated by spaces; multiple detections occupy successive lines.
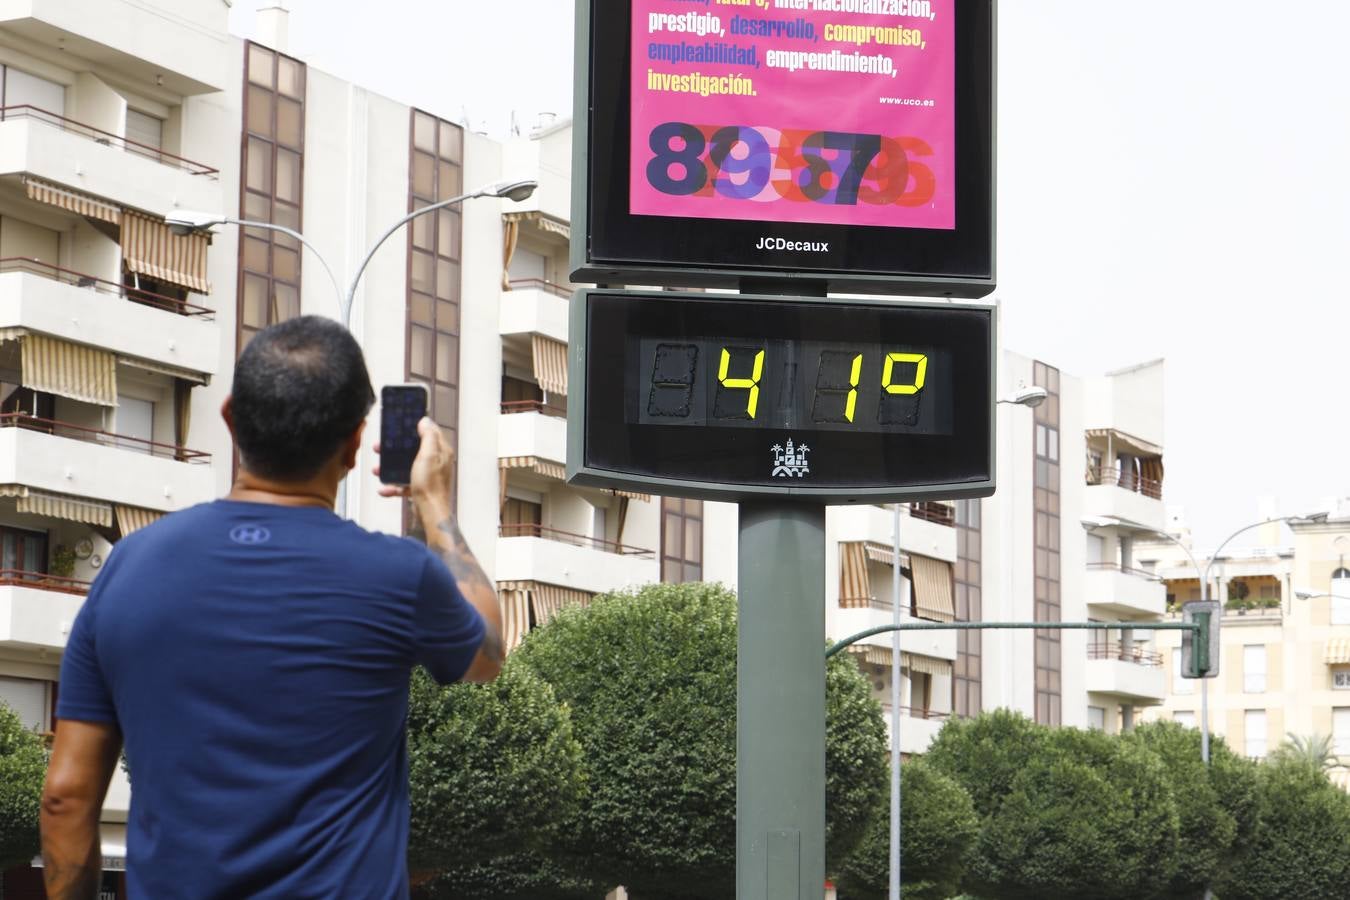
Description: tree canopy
xmin=510 ymin=581 xmax=887 ymax=900
xmin=0 ymin=701 xmax=45 ymax=868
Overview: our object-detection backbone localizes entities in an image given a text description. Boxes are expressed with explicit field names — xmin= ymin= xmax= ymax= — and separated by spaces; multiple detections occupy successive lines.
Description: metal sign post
xmin=737 ymin=502 xmax=827 ymax=900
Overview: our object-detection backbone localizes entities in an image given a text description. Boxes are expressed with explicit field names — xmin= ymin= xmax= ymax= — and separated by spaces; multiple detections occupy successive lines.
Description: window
xmin=1335 ymin=669 xmax=1350 ymax=690
xmin=125 ymin=109 xmax=163 ymax=150
xmin=1243 ymin=645 xmax=1267 ymax=694
xmin=1033 ymin=361 xmax=1061 ymax=726
xmin=1332 ymin=568 xmax=1350 ymax=625
xmin=591 ymin=503 xmax=608 ymax=544
xmin=661 ymin=497 xmax=703 ymax=583
xmin=1171 ymin=649 xmax=1194 ymax=695
xmin=1334 ymin=708 xmax=1350 ymax=757
xmin=0 ymin=676 xmax=50 ymax=732
xmin=406 ymin=110 xmax=464 ymax=516
xmin=1245 ymin=710 xmax=1267 ymax=758
xmin=0 ymin=526 xmax=47 ymax=577
xmin=238 ymin=42 xmax=306 ymax=352
xmin=1087 ymin=706 xmax=1106 ymax=731
xmin=501 ymin=497 xmax=542 ymax=537
xmin=2 ymin=67 xmax=65 ymax=114
xmin=115 ymin=395 xmax=155 ymax=453
xmin=954 ymin=499 xmax=982 ymax=718
xmin=1174 ymin=710 xmax=1196 ymax=728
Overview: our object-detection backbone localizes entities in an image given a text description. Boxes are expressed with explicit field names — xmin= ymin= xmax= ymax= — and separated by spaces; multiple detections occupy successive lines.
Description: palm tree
xmin=1269 ymin=733 xmax=1343 ymax=771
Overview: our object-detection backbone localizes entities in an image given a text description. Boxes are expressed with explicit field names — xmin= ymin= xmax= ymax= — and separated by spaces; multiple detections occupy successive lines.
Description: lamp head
xmin=164 ymin=210 xmax=224 ymax=236
xmin=1004 ymin=385 xmax=1049 ymax=408
xmin=1294 ymin=589 xmax=1320 ymax=601
xmin=488 ymin=179 xmax=538 ymax=203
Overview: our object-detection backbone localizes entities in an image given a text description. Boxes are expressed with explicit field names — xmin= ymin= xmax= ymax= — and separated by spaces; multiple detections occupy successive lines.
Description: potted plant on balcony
xmin=1226 ymin=580 xmax=1251 ymax=615
xmin=47 ymin=544 xmax=76 ymax=587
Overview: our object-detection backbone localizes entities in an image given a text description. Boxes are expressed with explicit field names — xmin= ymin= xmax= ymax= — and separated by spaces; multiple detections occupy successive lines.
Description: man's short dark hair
xmin=232 ymin=316 xmax=376 ymax=482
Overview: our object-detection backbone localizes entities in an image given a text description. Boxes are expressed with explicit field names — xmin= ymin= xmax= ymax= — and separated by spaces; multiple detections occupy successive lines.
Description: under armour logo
xmin=229 ymin=525 xmax=272 ymax=545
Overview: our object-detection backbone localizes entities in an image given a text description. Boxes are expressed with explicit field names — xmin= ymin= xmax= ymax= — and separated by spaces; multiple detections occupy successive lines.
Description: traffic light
xmin=1181 ymin=600 xmax=1221 ymax=678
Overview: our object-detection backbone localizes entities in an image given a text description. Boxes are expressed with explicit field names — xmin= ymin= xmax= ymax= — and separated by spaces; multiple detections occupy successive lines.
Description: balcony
xmin=1084 ymin=466 xmax=1165 ymax=533
xmin=0 ymin=572 xmax=89 ymax=652
xmin=498 ymin=408 xmax=567 ymax=469
xmin=499 ymin=278 xmax=570 ymax=344
xmin=0 ymin=419 xmax=214 ymax=513
xmin=0 ymin=107 xmax=221 ymax=217
xmin=1084 ymin=641 xmax=1166 ymax=703
xmin=881 ymin=706 xmax=950 ymax=756
xmin=833 ymin=610 xmax=957 ymax=664
xmin=1084 ymin=563 xmax=1167 ymax=618
xmin=496 ymin=524 xmax=657 ymax=596
xmin=833 ymin=504 xmax=958 ymax=564
xmin=0 ymin=0 xmax=230 ymax=95
xmin=0 ymin=259 xmax=217 ymax=377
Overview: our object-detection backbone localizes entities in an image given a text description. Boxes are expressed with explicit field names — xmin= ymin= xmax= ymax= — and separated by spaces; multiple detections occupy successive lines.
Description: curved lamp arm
xmin=223 ymin=217 xmax=345 ymax=321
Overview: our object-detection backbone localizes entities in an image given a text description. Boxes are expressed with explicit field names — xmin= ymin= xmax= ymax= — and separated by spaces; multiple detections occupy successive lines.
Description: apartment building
xmin=1143 ymin=504 xmax=1350 ymax=789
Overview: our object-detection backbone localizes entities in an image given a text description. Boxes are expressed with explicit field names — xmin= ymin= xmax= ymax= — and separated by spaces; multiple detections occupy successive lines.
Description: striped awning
xmin=499 ymin=456 xmax=565 ymax=481
xmin=497 ymin=583 xmax=531 ymax=652
xmin=21 ymin=333 xmax=118 ymax=407
xmin=1326 ymin=639 xmax=1350 ymax=665
xmin=911 ymin=554 xmax=957 ymax=623
xmin=531 ymin=335 xmax=568 ymax=396
xmin=839 ymin=541 xmax=870 ymax=609
xmin=24 ymin=178 xmax=121 ymax=225
xmin=606 ymin=489 xmax=652 ymax=502
xmin=1084 ymin=428 xmax=1164 ymax=459
xmin=0 ymin=486 xmax=113 ymax=527
xmin=499 ymin=580 xmax=592 ymax=631
xmin=121 ymin=211 xmax=211 ymax=294
xmin=115 ymin=505 xmax=163 ymax=537
xmin=845 ymin=644 xmax=953 ymax=678
xmin=864 ymin=542 xmax=907 ymax=567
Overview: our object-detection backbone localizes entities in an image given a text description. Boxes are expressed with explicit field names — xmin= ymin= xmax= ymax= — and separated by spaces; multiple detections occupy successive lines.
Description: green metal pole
xmin=738 ymin=501 xmax=826 ymax=900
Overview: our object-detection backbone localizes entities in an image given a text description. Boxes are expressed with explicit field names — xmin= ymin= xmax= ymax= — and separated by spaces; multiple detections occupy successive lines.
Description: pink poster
xmin=630 ymin=0 xmax=956 ymax=230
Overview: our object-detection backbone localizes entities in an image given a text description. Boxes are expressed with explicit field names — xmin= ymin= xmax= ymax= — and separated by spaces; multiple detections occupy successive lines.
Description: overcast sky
xmin=229 ymin=1 xmax=1350 ymax=550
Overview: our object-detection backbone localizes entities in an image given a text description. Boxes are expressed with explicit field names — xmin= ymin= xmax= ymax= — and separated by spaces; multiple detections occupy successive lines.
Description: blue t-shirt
xmin=57 ymin=500 xmax=486 ymax=900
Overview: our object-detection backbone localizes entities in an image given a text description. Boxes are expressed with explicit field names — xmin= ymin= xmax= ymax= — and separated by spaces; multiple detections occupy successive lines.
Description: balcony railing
xmin=500 ymin=400 xmax=567 ymax=418
xmin=0 ymin=257 xmax=214 ymax=319
xmin=499 ymin=523 xmax=655 ymax=558
xmin=1087 ymin=465 xmax=1163 ymax=500
xmin=0 ymin=568 xmax=91 ymax=596
xmin=1086 ymin=561 xmax=1163 ymax=582
xmin=507 ymin=278 xmax=573 ymax=299
xmin=0 ymin=413 xmax=211 ymax=463
xmin=839 ymin=596 xmax=952 ymax=623
xmin=909 ymin=501 xmax=956 ymax=528
xmin=1087 ymin=641 xmax=1163 ymax=667
xmin=0 ymin=105 xmax=218 ymax=177
xmin=879 ymin=705 xmax=960 ymax=722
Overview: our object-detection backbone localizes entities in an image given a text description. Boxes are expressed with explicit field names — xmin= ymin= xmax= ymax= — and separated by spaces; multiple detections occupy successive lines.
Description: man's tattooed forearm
xmin=434 ymin=519 xmax=495 ymax=597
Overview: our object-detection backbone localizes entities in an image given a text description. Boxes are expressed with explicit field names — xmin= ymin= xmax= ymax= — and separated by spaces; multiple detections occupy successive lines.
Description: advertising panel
xmin=631 ymin=0 xmax=956 ymax=231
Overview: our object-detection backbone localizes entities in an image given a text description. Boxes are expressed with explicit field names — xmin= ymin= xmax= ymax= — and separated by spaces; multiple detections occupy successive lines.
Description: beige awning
xmin=864 ymin=542 xmax=907 ymax=567
xmin=1326 ymin=639 xmax=1350 ymax=665
xmin=911 ymin=554 xmax=956 ymax=623
xmin=0 ymin=486 xmax=113 ymax=527
xmin=21 ymin=333 xmax=118 ymax=407
xmin=499 ymin=580 xmax=592 ymax=630
xmin=122 ymin=211 xmax=211 ymax=294
xmin=1084 ymin=428 xmax=1164 ymax=459
xmin=839 ymin=541 xmax=870 ymax=609
xmin=118 ymin=356 xmax=209 ymax=386
xmin=606 ymin=489 xmax=652 ymax=502
xmin=531 ymin=335 xmax=567 ymax=396
xmin=496 ymin=582 xmax=531 ymax=652
xmin=845 ymin=644 xmax=953 ymax=678
xmin=499 ymin=455 xmax=565 ymax=481
xmin=115 ymin=505 xmax=163 ymax=537
xmin=503 ymin=210 xmax=571 ymax=242
xmin=24 ymin=178 xmax=121 ymax=225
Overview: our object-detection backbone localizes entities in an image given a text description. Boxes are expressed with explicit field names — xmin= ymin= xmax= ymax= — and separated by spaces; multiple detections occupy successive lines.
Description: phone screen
xmin=379 ymin=385 xmax=428 ymax=485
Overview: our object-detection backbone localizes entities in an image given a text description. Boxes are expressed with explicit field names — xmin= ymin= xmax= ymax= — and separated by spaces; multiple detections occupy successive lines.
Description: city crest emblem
xmin=771 ymin=439 xmax=811 ymax=478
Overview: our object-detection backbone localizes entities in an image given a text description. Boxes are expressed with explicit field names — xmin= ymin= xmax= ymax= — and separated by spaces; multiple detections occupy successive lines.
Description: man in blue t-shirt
xmin=39 ymin=316 xmax=504 ymax=899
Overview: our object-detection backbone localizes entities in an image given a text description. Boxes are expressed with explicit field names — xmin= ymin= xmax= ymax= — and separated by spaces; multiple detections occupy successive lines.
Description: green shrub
xmin=0 ymin=702 xmax=46 ymax=868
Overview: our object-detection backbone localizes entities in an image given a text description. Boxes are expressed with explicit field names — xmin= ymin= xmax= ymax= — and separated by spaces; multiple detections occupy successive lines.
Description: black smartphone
xmin=379 ymin=384 xmax=428 ymax=485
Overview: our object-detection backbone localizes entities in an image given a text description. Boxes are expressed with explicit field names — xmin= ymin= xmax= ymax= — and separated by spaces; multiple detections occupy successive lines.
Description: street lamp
xmin=885 ymin=381 xmax=1047 ymax=900
xmin=165 ymin=177 xmax=539 ymax=519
